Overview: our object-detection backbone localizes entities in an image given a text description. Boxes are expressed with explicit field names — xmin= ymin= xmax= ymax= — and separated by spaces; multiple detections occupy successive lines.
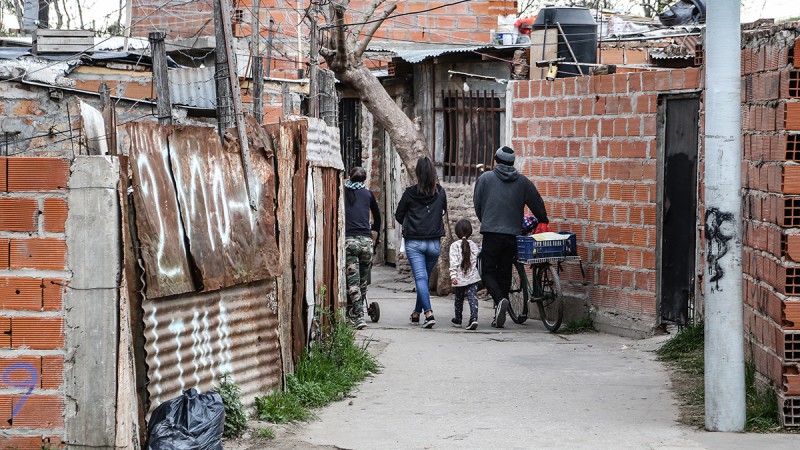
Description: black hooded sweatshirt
xmin=394 ymin=184 xmax=447 ymax=239
xmin=473 ymin=164 xmax=548 ymax=235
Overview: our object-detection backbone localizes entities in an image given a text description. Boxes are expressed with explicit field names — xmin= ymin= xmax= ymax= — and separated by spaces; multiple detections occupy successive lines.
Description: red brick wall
xmin=740 ymin=27 xmax=800 ymax=426
xmin=132 ymin=0 xmax=514 ymax=43
xmin=131 ymin=0 xmax=515 ymax=80
xmin=511 ymin=68 xmax=702 ymax=326
xmin=0 ymin=157 xmax=68 ymax=447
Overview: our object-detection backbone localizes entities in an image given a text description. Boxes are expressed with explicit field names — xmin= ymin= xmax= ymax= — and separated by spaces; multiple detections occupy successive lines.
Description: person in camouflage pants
xmin=344 ymin=166 xmax=381 ymax=329
xmin=346 ymin=235 xmax=373 ymax=322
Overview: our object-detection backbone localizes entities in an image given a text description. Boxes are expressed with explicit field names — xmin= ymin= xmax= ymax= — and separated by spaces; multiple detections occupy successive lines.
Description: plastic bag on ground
xmin=147 ymin=388 xmax=225 ymax=450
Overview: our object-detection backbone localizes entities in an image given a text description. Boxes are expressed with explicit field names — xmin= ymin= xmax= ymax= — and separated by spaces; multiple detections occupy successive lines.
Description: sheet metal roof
xmin=367 ymin=43 xmax=527 ymax=64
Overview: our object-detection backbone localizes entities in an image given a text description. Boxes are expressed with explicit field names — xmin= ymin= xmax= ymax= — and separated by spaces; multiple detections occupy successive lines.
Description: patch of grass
xmin=218 ymin=372 xmax=247 ymax=438
xmin=656 ymin=321 xmax=704 ymax=361
xmin=744 ymin=361 xmax=781 ymax=432
xmin=559 ymin=315 xmax=594 ymax=334
xmin=658 ymin=321 xmax=783 ymax=432
xmin=256 ymin=427 xmax=275 ymax=440
xmin=254 ymin=314 xmax=379 ymax=423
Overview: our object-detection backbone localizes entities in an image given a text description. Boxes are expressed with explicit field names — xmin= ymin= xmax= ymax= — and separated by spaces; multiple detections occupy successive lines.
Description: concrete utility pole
xmin=703 ymin=0 xmax=745 ymax=432
xmin=149 ymin=32 xmax=172 ymax=125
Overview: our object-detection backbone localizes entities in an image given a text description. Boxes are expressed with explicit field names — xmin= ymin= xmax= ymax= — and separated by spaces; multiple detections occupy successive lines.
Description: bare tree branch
xmin=353 ymin=3 xmax=395 ymax=59
xmin=347 ymin=0 xmax=386 ymax=49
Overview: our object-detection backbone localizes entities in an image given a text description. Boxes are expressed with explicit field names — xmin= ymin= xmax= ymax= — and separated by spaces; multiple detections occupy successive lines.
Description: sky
xmin=2 ymin=0 xmax=800 ymax=32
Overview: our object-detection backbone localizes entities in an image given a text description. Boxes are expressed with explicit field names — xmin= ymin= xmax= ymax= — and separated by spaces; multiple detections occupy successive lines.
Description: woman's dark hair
xmin=415 ymin=156 xmax=437 ymax=197
xmin=349 ymin=166 xmax=366 ymax=182
xmin=455 ymin=219 xmax=473 ymax=273
xmin=347 ymin=167 xmax=367 ymax=205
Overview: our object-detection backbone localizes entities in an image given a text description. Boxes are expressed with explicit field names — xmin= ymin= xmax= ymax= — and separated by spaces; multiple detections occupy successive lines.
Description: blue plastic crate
xmin=516 ymin=235 xmax=565 ymax=260
xmin=559 ymin=231 xmax=577 ymax=256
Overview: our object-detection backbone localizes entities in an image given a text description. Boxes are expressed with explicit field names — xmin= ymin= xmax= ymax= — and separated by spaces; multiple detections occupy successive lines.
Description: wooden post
xmin=216 ymin=0 xmax=257 ymax=210
xmin=213 ymin=0 xmax=234 ymax=138
xmin=308 ymin=12 xmax=318 ymax=118
xmin=265 ymin=18 xmax=274 ymax=79
xmin=251 ymin=0 xmax=264 ymax=123
xmin=282 ymin=83 xmax=292 ymax=117
xmin=99 ymin=83 xmax=118 ymax=155
xmin=148 ymin=32 xmax=172 ymax=125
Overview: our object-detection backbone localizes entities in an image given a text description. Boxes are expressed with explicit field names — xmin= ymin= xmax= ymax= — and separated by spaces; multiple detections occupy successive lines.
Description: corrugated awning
xmin=367 ymin=43 xmax=527 ymax=64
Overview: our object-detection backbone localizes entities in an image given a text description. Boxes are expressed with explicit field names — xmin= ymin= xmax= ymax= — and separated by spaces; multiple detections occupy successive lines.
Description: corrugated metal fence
xmin=122 ymin=117 xmax=344 ymax=415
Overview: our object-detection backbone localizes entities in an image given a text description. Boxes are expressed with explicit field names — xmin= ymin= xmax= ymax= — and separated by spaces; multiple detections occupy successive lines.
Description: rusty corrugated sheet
xmin=306 ymin=117 xmax=344 ymax=170
xmin=167 ymin=125 xmax=279 ymax=291
xmin=143 ymin=279 xmax=281 ymax=413
xmin=127 ymin=122 xmax=195 ymax=298
xmin=169 ymin=66 xmax=216 ymax=110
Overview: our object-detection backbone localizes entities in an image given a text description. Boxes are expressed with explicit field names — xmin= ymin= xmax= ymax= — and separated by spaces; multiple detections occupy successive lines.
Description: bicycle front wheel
xmin=536 ymin=264 xmax=563 ymax=332
xmin=508 ymin=262 xmax=529 ymax=324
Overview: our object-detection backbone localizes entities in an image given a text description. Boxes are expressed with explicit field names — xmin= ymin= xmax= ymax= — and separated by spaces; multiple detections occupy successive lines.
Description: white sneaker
xmin=492 ymin=299 xmax=508 ymax=328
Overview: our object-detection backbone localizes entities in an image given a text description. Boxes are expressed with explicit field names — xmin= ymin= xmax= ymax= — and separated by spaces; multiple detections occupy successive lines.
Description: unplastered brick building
xmin=509 ymin=21 xmax=800 ymax=427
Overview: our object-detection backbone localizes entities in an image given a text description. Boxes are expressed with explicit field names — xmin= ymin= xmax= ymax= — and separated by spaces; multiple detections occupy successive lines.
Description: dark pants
xmin=480 ymin=232 xmax=517 ymax=306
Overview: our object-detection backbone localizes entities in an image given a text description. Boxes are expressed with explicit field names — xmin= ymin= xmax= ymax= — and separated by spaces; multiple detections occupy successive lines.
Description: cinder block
xmin=0 ymin=317 xmax=9 ymax=348
xmin=11 ymin=394 xmax=64 ymax=428
xmin=0 ymin=157 xmax=6 ymax=191
xmin=11 ymin=317 xmax=63 ymax=350
xmin=784 ymin=165 xmax=800 ymax=194
xmin=41 ymin=355 xmax=63 ymax=389
xmin=0 ymin=278 xmax=43 ymax=311
xmin=0 ymin=198 xmax=38 ymax=232
xmin=0 ymin=238 xmax=8 ymax=269
xmin=9 ymin=238 xmax=66 ymax=270
xmin=0 ymin=356 xmax=40 ymax=388
xmin=0 ymin=436 xmax=42 ymax=447
xmin=7 ymin=158 xmax=70 ymax=192
xmin=786 ymin=103 xmax=800 ymax=130
xmin=785 ymin=299 xmax=800 ymax=330
xmin=795 ymin=38 xmax=800 ymax=68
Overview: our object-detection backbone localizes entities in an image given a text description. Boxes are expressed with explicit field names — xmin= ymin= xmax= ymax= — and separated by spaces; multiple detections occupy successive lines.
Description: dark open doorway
xmin=656 ymin=95 xmax=700 ymax=326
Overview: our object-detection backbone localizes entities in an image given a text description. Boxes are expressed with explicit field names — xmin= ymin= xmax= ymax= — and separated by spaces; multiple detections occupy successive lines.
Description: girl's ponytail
xmin=454 ymin=219 xmax=473 ymax=274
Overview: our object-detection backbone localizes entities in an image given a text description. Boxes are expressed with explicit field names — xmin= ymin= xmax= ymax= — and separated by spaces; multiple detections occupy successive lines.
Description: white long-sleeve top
xmin=449 ymin=239 xmax=481 ymax=287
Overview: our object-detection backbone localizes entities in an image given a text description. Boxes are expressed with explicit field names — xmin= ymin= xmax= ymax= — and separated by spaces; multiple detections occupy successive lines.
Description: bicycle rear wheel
xmin=508 ymin=262 xmax=529 ymax=324
xmin=536 ymin=264 xmax=563 ymax=332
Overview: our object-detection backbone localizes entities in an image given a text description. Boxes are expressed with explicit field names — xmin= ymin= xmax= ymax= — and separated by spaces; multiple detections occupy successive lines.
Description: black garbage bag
xmin=659 ymin=0 xmax=706 ymax=26
xmin=147 ymin=388 xmax=225 ymax=450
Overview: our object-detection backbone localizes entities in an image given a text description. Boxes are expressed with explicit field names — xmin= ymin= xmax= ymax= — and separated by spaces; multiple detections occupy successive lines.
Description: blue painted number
xmin=2 ymin=363 xmax=38 ymax=417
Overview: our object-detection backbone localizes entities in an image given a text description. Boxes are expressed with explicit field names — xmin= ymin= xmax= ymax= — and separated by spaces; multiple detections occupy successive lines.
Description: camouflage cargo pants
xmin=346 ymin=235 xmax=373 ymax=318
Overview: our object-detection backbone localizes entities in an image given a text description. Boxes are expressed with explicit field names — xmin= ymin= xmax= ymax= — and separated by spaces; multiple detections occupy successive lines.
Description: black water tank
xmin=532 ymin=6 xmax=597 ymax=78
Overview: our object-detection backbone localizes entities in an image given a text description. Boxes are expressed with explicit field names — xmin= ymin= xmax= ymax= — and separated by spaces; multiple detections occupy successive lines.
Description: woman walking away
xmin=449 ymin=219 xmax=481 ymax=330
xmin=395 ymin=156 xmax=447 ymax=329
xmin=345 ymin=167 xmax=381 ymax=330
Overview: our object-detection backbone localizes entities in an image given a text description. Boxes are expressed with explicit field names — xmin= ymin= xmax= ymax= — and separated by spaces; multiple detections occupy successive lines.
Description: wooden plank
xmin=34 ymin=44 xmax=95 ymax=53
xmin=530 ymin=28 xmax=558 ymax=80
xmin=36 ymin=37 xmax=95 ymax=45
xmin=35 ymin=29 xmax=93 ymax=37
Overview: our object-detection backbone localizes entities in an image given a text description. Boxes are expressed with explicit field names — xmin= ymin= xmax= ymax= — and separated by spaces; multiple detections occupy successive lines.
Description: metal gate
xmin=339 ymin=98 xmax=362 ymax=173
xmin=434 ymin=90 xmax=503 ymax=183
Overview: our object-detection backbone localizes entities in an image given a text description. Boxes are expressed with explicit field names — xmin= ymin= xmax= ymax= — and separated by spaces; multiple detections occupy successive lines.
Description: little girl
xmin=449 ymin=219 xmax=481 ymax=330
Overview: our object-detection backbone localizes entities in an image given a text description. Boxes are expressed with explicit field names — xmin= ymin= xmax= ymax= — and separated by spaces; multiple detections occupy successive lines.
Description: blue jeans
xmin=405 ymin=239 xmax=441 ymax=314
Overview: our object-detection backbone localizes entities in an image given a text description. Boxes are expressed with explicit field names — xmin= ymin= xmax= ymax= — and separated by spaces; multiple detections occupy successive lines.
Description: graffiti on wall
xmin=705 ymin=207 xmax=736 ymax=292
xmin=1 ymin=362 xmax=38 ymax=417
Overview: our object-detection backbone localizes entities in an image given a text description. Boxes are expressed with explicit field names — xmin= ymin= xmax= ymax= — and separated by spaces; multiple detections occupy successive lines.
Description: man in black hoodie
xmin=474 ymin=146 xmax=549 ymax=328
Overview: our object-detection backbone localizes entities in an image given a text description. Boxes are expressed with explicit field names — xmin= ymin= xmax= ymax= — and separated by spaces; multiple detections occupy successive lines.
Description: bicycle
xmin=507 ymin=255 xmax=580 ymax=332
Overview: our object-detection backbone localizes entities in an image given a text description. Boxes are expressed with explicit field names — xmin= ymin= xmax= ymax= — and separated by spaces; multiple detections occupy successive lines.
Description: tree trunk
xmin=76 ymin=0 xmax=84 ymax=29
xmin=321 ymin=0 xmax=456 ymax=295
xmin=11 ymin=0 xmax=24 ymax=30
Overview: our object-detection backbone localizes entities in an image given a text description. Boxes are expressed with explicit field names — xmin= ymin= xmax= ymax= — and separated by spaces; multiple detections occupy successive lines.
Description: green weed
xmin=218 ymin=372 xmax=247 ymax=438
xmin=658 ymin=321 xmax=783 ymax=432
xmin=256 ymin=426 xmax=275 ymax=440
xmin=254 ymin=314 xmax=379 ymax=423
xmin=744 ymin=361 xmax=781 ymax=432
xmin=560 ymin=315 xmax=594 ymax=334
